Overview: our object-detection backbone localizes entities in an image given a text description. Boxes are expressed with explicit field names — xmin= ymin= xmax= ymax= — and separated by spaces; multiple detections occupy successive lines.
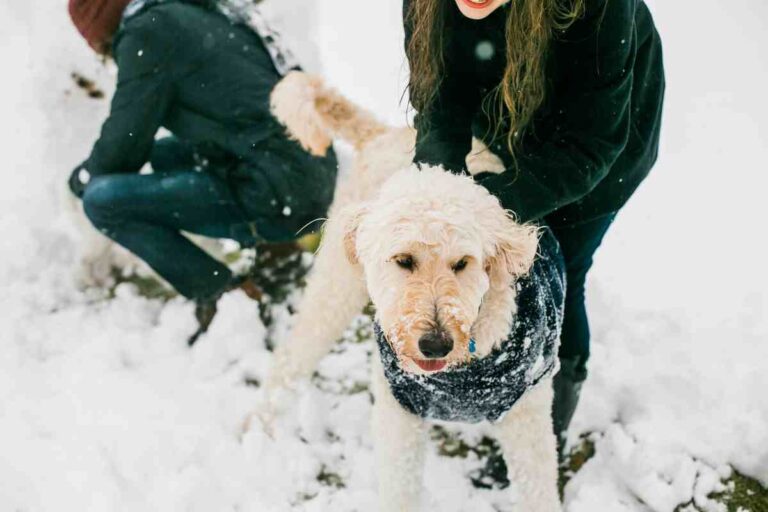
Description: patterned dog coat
xmin=374 ymin=228 xmax=566 ymax=423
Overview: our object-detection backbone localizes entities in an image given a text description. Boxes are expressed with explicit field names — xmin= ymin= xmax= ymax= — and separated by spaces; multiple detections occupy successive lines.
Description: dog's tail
xmin=270 ymin=71 xmax=388 ymax=156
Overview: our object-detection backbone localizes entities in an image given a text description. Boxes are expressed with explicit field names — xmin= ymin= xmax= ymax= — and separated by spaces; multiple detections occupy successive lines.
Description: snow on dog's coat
xmin=256 ymin=71 xmax=563 ymax=511
xmin=374 ymin=228 xmax=564 ymax=424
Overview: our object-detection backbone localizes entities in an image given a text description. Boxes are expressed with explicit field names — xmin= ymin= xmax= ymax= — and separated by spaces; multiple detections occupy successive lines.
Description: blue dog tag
xmin=469 ymin=338 xmax=477 ymax=354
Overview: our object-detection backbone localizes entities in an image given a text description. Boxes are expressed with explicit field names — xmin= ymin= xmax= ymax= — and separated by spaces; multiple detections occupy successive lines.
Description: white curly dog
xmin=254 ymin=71 xmax=562 ymax=512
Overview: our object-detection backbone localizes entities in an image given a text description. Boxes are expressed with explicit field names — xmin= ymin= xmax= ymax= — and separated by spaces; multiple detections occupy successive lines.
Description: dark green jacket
xmin=405 ymin=0 xmax=665 ymax=224
xmin=84 ymin=1 xmax=337 ymax=237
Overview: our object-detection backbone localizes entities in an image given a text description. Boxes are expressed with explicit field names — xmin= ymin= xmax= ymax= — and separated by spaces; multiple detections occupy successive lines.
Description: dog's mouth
xmin=412 ymin=358 xmax=448 ymax=372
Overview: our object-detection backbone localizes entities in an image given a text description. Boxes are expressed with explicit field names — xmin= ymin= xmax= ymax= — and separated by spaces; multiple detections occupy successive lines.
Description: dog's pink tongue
xmin=415 ymin=359 xmax=447 ymax=372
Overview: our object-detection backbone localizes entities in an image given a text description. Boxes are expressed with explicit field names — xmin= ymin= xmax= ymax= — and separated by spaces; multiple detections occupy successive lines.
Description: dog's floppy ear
xmin=485 ymin=212 xmax=540 ymax=286
xmin=342 ymin=205 xmax=368 ymax=265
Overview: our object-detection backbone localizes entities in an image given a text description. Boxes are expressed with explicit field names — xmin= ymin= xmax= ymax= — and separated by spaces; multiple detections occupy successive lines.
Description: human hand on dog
xmin=466 ymin=137 xmax=506 ymax=176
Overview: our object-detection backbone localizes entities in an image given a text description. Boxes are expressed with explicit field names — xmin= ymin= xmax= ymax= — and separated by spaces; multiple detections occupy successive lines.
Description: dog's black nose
xmin=418 ymin=330 xmax=453 ymax=359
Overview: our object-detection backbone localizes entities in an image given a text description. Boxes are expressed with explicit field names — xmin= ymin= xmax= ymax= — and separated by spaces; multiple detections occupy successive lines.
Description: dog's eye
xmin=452 ymin=258 xmax=469 ymax=273
xmin=395 ymin=255 xmax=415 ymax=271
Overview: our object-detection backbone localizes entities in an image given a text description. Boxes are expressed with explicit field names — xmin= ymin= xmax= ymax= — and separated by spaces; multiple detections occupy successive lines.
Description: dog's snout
xmin=418 ymin=330 xmax=454 ymax=359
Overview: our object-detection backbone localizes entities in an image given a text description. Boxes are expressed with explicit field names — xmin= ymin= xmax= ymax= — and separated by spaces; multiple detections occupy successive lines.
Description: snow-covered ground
xmin=1 ymin=0 xmax=766 ymax=511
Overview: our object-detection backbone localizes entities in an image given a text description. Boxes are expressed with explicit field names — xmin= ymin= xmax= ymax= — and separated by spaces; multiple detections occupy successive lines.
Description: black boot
xmin=187 ymin=276 xmax=263 ymax=346
xmin=552 ymin=357 xmax=587 ymax=461
xmin=188 ymin=298 xmax=218 ymax=346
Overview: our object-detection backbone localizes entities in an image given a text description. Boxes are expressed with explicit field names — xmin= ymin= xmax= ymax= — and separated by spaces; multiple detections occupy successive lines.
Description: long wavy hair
xmin=406 ymin=0 xmax=584 ymax=154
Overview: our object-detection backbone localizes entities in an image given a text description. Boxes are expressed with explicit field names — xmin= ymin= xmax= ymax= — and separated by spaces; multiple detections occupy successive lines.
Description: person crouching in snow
xmin=67 ymin=0 xmax=338 ymax=344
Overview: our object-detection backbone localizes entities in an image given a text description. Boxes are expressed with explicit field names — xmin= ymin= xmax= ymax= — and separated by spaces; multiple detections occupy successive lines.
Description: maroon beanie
xmin=68 ymin=0 xmax=133 ymax=53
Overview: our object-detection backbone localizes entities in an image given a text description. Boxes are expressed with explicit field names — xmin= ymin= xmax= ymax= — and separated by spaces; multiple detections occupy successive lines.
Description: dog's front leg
xmin=250 ymin=210 xmax=369 ymax=432
xmin=371 ymin=358 xmax=426 ymax=512
xmin=493 ymin=379 xmax=561 ymax=512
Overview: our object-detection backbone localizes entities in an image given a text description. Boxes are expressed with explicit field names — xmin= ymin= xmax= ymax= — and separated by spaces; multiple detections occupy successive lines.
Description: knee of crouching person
xmin=81 ymin=177 xmax=121 ymax=229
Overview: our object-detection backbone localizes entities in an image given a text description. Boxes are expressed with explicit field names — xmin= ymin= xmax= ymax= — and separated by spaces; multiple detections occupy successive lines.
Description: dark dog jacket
xmin=374 ymin=228 xmax=565 ymax=423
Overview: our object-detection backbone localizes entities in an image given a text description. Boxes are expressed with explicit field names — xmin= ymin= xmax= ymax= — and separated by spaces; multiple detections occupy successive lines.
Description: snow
xmin=1 ymin=0 xmax=766 ymax=511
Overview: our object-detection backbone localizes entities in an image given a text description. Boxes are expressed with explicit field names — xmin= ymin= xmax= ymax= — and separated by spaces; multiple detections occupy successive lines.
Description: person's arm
xmin=404 ymin=0 xmax=480 ymax=174
xmin=476 ymin=0 xmax=636 ymax=222
xmin=81 ymin=12 xmax=176 ymax=178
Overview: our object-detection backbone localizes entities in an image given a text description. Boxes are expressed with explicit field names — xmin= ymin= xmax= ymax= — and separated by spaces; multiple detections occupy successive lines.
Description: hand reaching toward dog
xmin=466 ymin=137 xmax=506 ymax=176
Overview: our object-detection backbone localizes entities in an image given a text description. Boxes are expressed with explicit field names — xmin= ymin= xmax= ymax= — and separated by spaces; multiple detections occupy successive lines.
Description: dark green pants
xmin=82 ymin=137 xmax=334 ymax=300
xmin=547 ymin=213 xmax=616 ymax=379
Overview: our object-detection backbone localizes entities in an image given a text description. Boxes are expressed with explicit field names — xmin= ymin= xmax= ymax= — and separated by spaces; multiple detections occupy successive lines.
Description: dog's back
xmin=269 ymin=71 xmax=508 ymax=215
xmin=270 ymin=72 xmax=415 ymax=213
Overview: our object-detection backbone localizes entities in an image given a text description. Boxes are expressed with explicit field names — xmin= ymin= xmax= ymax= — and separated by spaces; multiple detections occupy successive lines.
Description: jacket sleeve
xmin=476 ymin=0 xmax=637 ymax=222
xmin=83 ymin=13 xmax=175 ymax=176
xmin=404 ymin=0 xmax=480 ymax=174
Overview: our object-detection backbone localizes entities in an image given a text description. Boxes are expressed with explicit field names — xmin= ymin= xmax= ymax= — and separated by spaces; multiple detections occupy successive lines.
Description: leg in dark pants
xmin=82 ymin=170 xmax=255 ymax=300
xmin=551 ymin=214 xmax=616 ymax=374
xmin=149 ymin=136 xmax=198 ymax=174
xmin=79 ymin=136 xmax=336 ymax=345
xmin=470 ymin=214 xmax=617 ymax=484
xmin=547 ymin=213 xmax=616 ymax=456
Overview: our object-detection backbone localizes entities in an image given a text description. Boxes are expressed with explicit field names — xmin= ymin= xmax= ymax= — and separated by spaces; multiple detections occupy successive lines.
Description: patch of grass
xmin=71 ymin=71 xmax=105 ymax=99
xmin=431 ymin=425 xmax=475 ymax=459
xmin=430 ymin=425 xmax=511 ymax=490
xmin=559 ymin=436 xmax=596 ymax=497
xmin=430 ymin=426 xmax=599 ymax=492
xmin=109 ymin=269 xmax=177 ymax=301
xmin=293 ymin=492 xmax=318 ymax=505
xmin=317 ymin=465 xmax=346 ymax=489
xmin=720 ymin=472 xmax=768 ymax=512
xmin=429 ymin=428 xmax=767 ymax=512
xmin=559 ymin=437 xmax=768 ymax=511
xmin=675 ymin=471 xmax=768 ymax=512
xmin=558 ymin=436 xmax=768 ymax=512
xmin=312 ymin=372 xmax=370 ymax=395
xmin=291 ymin=463 xmax=346 ymax=505
xmin=337 ymin=314 xmax=375 ymax=347
xmin=727 ymin=472 xmax=768 ymax=512
xmin=243 ymin=376 xmax=260 ymax=388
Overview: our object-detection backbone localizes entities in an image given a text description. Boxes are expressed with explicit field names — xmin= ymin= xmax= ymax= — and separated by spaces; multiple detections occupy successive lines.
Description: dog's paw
xmin=239 ymin=385 xmax=299 ymax=441
xmin=240 ymin=407 xmax=276 ymax=440
xmin=512 ymin=497 xmax=561 ymax=512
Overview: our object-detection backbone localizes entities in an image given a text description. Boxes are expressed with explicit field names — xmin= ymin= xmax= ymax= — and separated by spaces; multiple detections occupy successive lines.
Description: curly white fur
xmin=256 ymin=72 xmax=560 ymax=511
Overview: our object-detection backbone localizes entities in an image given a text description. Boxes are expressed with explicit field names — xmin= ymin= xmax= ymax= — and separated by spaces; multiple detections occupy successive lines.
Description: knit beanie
xmin=68 ymin=0 xmax=133 ymax=53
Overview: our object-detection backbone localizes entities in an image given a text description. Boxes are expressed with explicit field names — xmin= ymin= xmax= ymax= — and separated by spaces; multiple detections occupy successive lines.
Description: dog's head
xmin=344 ymin=166 xmax=539 ymax=374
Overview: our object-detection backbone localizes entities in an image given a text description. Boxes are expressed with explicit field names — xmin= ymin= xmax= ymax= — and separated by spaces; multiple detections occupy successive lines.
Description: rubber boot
xmin=188 ymin=299 xmax=218 ymax=346
xmin=552 ymin=357 xmax=587 ymax=461
xmin=187 ymin=276 xmax=263 ymax=346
